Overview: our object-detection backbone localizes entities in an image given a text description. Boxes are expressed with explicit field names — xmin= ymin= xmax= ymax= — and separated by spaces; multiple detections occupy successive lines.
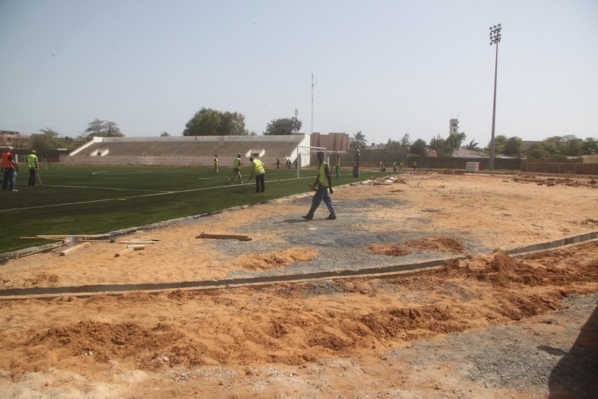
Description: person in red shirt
xmin=1 ymin=146 xmax=19 ymax=191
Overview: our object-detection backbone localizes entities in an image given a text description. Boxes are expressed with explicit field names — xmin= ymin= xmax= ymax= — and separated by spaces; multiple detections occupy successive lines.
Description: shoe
xmin=302 ymin=215 xmax=313 ymax=221
xmin=326 ymin=215 xmax=336 ymax=220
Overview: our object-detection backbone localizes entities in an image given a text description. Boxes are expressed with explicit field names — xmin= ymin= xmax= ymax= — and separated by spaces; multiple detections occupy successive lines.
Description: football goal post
xmin=295 ymin=145 xmax=327 ymax=179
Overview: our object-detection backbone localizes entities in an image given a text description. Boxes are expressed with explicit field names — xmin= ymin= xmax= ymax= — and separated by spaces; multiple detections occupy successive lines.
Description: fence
xmin=336 ymin=151 xmax=597 ymax=175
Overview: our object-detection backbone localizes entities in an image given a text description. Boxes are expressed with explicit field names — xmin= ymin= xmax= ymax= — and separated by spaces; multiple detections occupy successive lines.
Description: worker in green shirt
xmin=27 ymin=150 xmax=39 ymax=187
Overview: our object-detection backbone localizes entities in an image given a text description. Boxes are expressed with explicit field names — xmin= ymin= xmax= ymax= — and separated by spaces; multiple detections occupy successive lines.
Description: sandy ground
xmin=0 ymin=171 xmax=597 ymax=398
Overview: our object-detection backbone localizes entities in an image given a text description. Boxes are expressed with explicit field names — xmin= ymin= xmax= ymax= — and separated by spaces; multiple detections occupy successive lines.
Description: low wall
xmin=60 ymin=155 xmax=288 ymax=168
xmin=61 ymin=155 xmax=208 ymax=167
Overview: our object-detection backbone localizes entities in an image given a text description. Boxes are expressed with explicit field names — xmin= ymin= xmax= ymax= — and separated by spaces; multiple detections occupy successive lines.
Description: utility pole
xmin=310 ymin=73 xmax=315 ymax=135
xmin=489 ymin=23 xmax=502 ymax=171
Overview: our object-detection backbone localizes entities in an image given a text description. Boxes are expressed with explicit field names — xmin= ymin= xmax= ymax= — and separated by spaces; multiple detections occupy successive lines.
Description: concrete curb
xmin=0 ymin=231 xmax=596 ymax=300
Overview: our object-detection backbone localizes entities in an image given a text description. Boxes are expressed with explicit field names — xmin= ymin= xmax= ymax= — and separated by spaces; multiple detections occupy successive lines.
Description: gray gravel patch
xmin=387 ymin=293 xmax=598 ymax=398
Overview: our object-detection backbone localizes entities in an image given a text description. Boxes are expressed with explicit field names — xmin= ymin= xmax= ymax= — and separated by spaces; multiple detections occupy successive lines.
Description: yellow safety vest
xmin=252 ymin=159 xmax=265 ymax=175
xmin=27 ymin=154 xmax=38 ymax=168
xmin=318 ymin=162 xmax=330 ymax=187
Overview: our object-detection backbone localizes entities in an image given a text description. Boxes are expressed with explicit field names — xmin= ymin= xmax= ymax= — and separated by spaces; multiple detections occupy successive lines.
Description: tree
xmin=464 ymin=140 xmax=480 ymax=151
xmin=410 ymin=139 xmax=427 ymax=156
xmin=31 ymin=128 xmax=64 ymax=150
xmin=263 ymin=117 xmax=302 ymax=135
xmin=385 ymin=138 xmax=402 ymax=150
xmin=184 ymin=108 xmax=220 ymax=136
xmin=445 ymin=132 xmax=466 ymax=155
xmin=218 ymin=112 xmax=247 ymax=136
xmin=83 ymin=119 xmax=124 ymax=140
xmin=183 ymin=108 xmax=247 ymax=136
xmin=503 ymin=136 xmax=522 ymax=157
xmin=429 ymin=133 xmax=466 ymax=157
xmin=582 ymin=137 xmax=598 ymax=155
xmin=527 ymin=143 xmax=556 ymax=161
xmin=349 ymin=131 xmax=367 ymax=151
xmin=488 ymin=135 xmax=508 ymax=155
xmin=400 ymin=134 xmax=411 ymax=148
xmin=557 ymin=135 xmax=583 ymax=157
xmin=428 ymin=135 xmax=446 ymax=155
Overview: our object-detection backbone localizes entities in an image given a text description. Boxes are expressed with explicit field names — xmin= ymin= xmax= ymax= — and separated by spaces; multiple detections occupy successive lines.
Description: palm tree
xmin=349 ymin=131 xmax=367 ymax=151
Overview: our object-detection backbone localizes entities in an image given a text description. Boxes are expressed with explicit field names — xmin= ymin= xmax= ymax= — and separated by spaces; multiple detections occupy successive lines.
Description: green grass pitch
xmin=0 ymin=165 xmax=388 ymax=253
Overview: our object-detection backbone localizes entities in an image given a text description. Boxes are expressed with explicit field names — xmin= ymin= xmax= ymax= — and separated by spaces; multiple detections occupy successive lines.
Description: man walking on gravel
xmin=303 ymin=151 xmax=336 ymax=221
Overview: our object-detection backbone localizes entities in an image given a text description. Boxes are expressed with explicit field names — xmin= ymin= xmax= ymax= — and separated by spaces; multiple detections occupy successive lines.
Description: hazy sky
xmin=1 ymin=0 xmax=596 ymax=147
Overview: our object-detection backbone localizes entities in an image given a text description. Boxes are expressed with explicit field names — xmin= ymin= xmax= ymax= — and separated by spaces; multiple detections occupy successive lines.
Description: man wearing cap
xmin=27 ymin=149 xmax=39 ymax=186
xmin=1 ymin=146 xmax=19 ymax=191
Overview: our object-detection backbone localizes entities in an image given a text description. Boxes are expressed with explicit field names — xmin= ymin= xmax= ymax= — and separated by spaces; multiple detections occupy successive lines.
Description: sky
xmin=1 ymin=0 xmax=597 ymax=148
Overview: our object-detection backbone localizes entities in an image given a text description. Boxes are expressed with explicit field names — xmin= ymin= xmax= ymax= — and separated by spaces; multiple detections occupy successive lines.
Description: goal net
xmin=295 ymin=145 xmax=327 ymax=179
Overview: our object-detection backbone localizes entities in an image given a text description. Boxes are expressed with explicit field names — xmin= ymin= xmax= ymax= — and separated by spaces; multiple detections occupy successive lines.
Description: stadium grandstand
xmin=61 ymin=134 xmax=311 ymax=167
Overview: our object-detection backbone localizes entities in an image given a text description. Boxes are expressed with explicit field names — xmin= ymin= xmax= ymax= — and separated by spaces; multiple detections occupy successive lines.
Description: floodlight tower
xmin=488 ymin=23 xmax=502 ymax=171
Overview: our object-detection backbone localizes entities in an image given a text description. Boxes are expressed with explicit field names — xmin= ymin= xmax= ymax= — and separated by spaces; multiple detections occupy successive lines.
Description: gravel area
xmin=387 ymin=292 xmax=598 ymax=399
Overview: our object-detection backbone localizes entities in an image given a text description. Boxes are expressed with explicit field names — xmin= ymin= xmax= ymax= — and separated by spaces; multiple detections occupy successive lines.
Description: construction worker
xmin=229 ymin=153 xmax=243 ymax=184
xmin=2 ymin=146 xmax=19 ymax=191
xmin=335 ymin=154 xmax=341 ymax=179
xmin=303 ymin=151 xmax=336 ymax=221
xmin=248 ymin=157 xmax=265 ymax=193
xmin=27 ymin=150 xmax=39 ymax=186
xmin=213 ymin=154 xmax=219 ymax=173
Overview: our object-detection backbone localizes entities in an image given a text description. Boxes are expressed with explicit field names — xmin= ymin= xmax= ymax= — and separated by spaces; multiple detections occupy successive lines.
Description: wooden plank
xmin=196 ymin=233 xmax=252 ymax=241
xmin=119 ymin=240 xmax=156 ymax=244
xmin=127 ymin=245 xmax=145 ymax=250
xmin=59 ymin=242 xmax=91 ymax=256
xmin=36 ymin=234 xmax=109 ymax=240
xmin=15 ymin=241 xmax=68 ymax=258
xmin=114 ymin=248 xmax=135 ymax=257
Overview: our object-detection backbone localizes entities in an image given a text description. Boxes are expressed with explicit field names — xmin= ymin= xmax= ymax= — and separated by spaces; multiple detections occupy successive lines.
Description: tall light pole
xmin=310 ymin=73 xmax=315 ymax=135
xmin=489 ymin=23 xmax=502 ymax=171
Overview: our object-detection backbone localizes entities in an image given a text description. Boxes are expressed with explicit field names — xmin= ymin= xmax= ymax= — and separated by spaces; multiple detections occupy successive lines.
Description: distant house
xmin=310 ymin=132 xmax=349 ymax=152
xmin=0 ymin=130 xmax=31 ymax=149
xmin=452 ymin=148 xmax=486 ymax=158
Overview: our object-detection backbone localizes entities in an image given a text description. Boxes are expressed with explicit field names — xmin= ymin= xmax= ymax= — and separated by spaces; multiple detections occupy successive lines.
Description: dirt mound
xmin=366 ymin=237 xmax=466 ymax=257
xmin=237 ymin=248 xmax=318 ymax=271
xmin=365 ymin=243 xmax=410 ymax=257
xmin=404 ymin=236 xmax=466 ymax=254
xmin=434 ymin=244 xmax=598 ymax=288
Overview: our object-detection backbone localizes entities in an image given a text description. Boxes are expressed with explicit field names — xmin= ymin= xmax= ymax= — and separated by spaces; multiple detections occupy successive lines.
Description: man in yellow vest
xmin=229 ymin=153 xmax=243 ymax=184
xmin=303 ymin=151 xmax=336 ymax=220
xmin=248 ymin=157 xmax=265 ymax=193
xmin=27 ymin=150 xmax=39 ymax=186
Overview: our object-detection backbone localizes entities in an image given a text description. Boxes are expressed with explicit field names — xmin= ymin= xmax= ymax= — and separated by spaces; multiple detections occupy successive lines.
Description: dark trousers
xmin=255 ymin=173 xmax=265 ymax=192
xmin=29 ymin=168 xmax=37 ymax=186
xmin=2 ymin=168 xmax=14 ymax=190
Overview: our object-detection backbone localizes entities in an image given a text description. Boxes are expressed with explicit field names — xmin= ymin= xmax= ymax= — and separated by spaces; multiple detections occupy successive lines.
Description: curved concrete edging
xmin=1 ymin=231 xmax=596 ymax=300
